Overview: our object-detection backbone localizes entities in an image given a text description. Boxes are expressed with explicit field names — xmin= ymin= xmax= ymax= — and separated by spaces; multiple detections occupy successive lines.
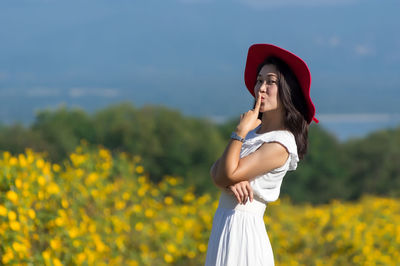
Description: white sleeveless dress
xmin=205 ymin=125 xmax=299 ymax=266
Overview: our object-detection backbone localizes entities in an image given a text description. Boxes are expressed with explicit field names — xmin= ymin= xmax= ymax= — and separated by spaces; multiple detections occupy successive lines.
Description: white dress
xmin=205 ymin=125 xmax=299 ymax=266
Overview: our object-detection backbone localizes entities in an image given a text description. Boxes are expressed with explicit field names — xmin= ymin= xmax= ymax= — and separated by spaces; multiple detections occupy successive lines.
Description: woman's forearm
xmin=211 ymin=159 xmax=225 ymax=189
xmin=213 ymin=135 xmax=246 ymax=187
xmin=210 ymin=159 xmax=234 ymax=193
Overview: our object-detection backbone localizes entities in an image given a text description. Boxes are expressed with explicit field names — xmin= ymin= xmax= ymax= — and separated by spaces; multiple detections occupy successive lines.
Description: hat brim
xmin=244 ymin=44 xmax=316 ymax=124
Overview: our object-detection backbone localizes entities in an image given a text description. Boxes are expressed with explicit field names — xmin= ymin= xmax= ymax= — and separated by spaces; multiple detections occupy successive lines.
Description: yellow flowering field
xmin=0 ymin=141 xmax=399 ymax=265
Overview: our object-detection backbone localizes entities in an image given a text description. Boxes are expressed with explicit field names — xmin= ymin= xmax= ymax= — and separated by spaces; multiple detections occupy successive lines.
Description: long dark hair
xmin=254 ymin=56 xmax=309 ymax=159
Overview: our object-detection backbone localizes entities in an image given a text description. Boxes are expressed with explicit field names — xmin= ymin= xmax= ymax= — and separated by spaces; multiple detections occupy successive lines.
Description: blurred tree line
xmin=1 ymin=102 xmax=399 ymax=205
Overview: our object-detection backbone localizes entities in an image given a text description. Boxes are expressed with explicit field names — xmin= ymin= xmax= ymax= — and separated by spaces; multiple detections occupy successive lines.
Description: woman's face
xmin=254 ymin=64 xmax=282 ymax=113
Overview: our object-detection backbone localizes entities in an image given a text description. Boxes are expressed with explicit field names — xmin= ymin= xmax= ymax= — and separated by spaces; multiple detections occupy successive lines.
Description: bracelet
xmin=230 ymin=132 xmax=245 ymax=143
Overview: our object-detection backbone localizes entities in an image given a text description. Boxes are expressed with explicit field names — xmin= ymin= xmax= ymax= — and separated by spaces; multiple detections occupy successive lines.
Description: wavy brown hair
xmin=253 ymin=56 xmax=309 ymax=159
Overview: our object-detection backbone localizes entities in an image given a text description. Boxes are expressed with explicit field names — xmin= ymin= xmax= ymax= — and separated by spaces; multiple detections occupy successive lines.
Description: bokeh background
xmin=1 ymin=0 xmax=399 ymax=265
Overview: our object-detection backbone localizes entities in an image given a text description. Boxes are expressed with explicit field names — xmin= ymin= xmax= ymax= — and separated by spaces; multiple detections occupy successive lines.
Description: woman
xmin=205 ymin=44 xmax=318 ymax=266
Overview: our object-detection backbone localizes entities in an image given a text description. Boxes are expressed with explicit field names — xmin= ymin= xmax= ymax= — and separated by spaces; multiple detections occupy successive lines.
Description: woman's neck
xmin=258 ymin=110 xmax=286 ymax=133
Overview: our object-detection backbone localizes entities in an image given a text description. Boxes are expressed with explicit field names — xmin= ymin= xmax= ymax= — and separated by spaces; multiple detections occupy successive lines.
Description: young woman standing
xmin=205 ymin=43 xmax=318 ymax=266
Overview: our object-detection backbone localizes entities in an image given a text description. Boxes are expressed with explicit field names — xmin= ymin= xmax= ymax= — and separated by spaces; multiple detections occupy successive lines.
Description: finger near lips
xmin=255 ymin=92 xmax=262 ymax=111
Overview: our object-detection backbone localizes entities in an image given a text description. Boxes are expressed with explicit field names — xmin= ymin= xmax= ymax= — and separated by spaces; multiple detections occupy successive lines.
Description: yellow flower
xmin=85 ymin=173 xmax=99 ymax=186
xmin=61 ymin=198 xmax=69 ymax=208
xmin=6 ymin=190 xmax=18 ymax=203
xmin=38 ymin=175 xmax=46 ymax=186
xmin=135 ymin=165 xmax=144 ymax=174
xmin=8 ymin=210 xmax=17 ymax=221
xmin=132 ymin=205 xmax=142 ymax=213
xmin=166 ymin=244 xmax=177 ymax=254
xmin=138 ymin=175 xmax=147 ymax=184
xmin=53 ymin=258 xmax=63 ymax=266
xmin=116 ymin=236 xmax=126 ymax=252
xmin=99 ymin=148 xmax=111 ymax=159
xmin=164 ymin=253 xmax=174 ymax=263
xmin=12 ymin=242 xmax=25 ymax=252
xmin=9 ymin=156 xmax=18 ymax=166
xmin=2 ymin=151 xmax=11 ymax=160
xmin=26 ymin=149 xmax=34 ymax=163
xmin=88 ymin=224 xmax=96 ymax=233
xmin=36 ymin=159 xmax=45 ymax=169
xmin=55 ymin=217 xmax=64 ymax=227
xmin=42 ymin=250 xmax=51 ymax=260
xmin=18 ymin=154 xmax=27 ymax=167
xmin=19 ymin=214 xmax=28 ymax=224
xmin=198 ymin=243 xmax=207 ymax=253
xmin=91 ymin=189 xmax=99 ymax=198
xmin=69 ymin=227 xmax=80 ymax=238
xmin=73 ymin=240 xmax=81 ymax=248
xmin=2 ymin=251 xmax=13 ymax=264
xmin=164 ymin=196 xmax=173 ymax=205
xmin=187 ymin=250 xmax=196 ymax=258
xmin=77 ymin=253 xmax=86 ymax=264
xmin=145 ymin=209 xmax=154 ymax=218
xmin=102 ymin=161 xmax=112 ymax=170
xmin=115 ymin=200 xmax=126 ymax=210
xmin=47 ymin=182 xmax=60 ymax=195
xmin=15 ymin=178 xmax=22 ymax=189
xmin=139 ymin=244 xmax=149 ymax=253
xmin=50 ymin=239 xmax=62 ymax=250
xmin=52 ymin=163 xmax=61 ymax=172
xmin=38 ymin=191 xmax=44 ymax=200
xmin=135 ymin=222 xmax=144 ymax=231
xmin=183 ymin=192 xmax=195 ymax=202
xmin=138 ymin=187 xmax=147 ymax=197
xmin=122 ymin=192 xmax=130 ymax=200
xmin=128 ymin=260 xmax=139 ymax=266
xmin=197 ymin=194 xmax=211 ymax=205
xmin=166 ymin=176 xmax=178 ymax=186
xmin=95 ymin=240 xmax=106 ymax=253
xmin=0 ymin=205 xmax=7 ymax=216
xmin=155 ymin=221 xmax=169 ymax=233
xmin=151 ymin=188 xmax=160 ymax=196
xmin=70 ymin=153 xmax=86 ymax=166
xmin=10 ymin=221 xmax=21 ymax=231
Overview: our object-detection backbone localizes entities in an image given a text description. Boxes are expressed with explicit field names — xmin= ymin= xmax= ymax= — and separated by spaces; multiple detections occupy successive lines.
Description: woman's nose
xmin=259 ymin=83 xmax=267 ymax=93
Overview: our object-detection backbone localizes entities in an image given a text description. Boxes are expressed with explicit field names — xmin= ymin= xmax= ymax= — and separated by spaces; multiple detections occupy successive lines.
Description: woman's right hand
xmin=227 ymin=181 xmax=253 ymax=205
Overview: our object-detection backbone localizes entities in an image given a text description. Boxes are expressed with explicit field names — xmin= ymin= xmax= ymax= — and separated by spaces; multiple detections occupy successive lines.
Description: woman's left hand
xmin=236 ymin=92 xmax=262 ymax=136
xmin=227 ymin=181 xmax=254 ymax=204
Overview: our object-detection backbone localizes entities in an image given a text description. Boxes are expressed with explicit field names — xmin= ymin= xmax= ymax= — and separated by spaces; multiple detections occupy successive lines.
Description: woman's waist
xmin=218 ymin=190 xmax=267 ymax=216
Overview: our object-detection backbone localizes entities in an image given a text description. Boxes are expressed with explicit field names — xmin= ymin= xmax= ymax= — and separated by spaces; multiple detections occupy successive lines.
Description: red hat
xmin=244 ymin=43 xmax=318 ymax=124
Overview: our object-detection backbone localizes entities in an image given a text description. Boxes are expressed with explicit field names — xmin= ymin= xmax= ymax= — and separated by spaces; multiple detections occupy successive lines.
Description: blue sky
xmin=0 ymin=0 xmax=399 ymax=139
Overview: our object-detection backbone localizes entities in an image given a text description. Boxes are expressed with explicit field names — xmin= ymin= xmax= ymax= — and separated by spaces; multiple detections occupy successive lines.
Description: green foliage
xmin=31 ymin=105 xmax=95 ymax=162
xmin=91 ymin=102 xmax=225 ymax=194
xmin=0 ymin=102 xmax=399 ymax=204
xmin=342 ymin=126 xmax=400 ymax=199
xmin=282 ymin=125 xmax=351 ymax=204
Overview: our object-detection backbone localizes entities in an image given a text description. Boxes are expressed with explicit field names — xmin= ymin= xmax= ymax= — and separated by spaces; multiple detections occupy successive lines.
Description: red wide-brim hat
xmin=244 ymin=43 xmax=318 ymax=124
